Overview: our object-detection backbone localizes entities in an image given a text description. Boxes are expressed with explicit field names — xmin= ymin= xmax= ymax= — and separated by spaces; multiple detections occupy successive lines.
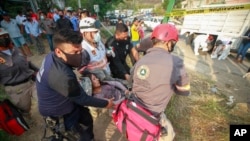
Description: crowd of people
xmin=0 ymin=5 xmax=249 ymax=141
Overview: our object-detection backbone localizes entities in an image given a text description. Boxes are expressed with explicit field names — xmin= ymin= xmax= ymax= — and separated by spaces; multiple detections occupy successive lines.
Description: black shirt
xmin=105 ymin=36 xmax=133 ymax=79
xmin=56 ymin=17 xmax=73 ymax=30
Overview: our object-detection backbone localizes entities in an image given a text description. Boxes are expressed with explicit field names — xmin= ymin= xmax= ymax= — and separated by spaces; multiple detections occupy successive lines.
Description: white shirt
xmin=15 ymin=14 xmax=26 ymax=25
xmin=81 ymin=40 xmax=110 ymax=74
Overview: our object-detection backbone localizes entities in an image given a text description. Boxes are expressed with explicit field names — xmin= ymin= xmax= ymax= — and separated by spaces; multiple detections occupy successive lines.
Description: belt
xmin=4 ymin=77 xmax=31 ymax=86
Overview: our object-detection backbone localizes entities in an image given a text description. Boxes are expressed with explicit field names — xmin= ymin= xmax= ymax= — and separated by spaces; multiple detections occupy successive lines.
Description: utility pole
xmin=78 ymin=0 xmax=81 ymax=8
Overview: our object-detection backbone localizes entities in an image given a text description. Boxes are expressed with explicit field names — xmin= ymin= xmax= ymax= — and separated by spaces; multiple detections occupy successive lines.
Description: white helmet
xmin=79 ymin=17 xmax=98 ymax=33
xmin=0 ymin=28 xmax=8 ymax=36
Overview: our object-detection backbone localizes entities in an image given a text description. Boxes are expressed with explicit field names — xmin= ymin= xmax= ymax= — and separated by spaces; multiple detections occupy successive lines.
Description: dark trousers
xmin=64 ymin=106 xmax=94 ymax=141
xmin=46 ymin=34 xmax=54 ymax=51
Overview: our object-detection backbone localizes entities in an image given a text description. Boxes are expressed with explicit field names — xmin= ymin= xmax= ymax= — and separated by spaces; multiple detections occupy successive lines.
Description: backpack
xmin=0 ymin=99 xmax=29 ymax=136
xmin=112 ymin=97 xmax=161 ymax=141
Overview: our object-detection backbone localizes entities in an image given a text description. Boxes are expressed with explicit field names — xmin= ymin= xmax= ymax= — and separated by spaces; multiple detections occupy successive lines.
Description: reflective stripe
xmin=175 ymin=84 xmax=190 ymax=91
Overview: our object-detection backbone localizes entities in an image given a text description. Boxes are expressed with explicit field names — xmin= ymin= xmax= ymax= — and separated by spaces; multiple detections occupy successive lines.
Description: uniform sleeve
xmin=48 ymin=69 xmax=108 ymax=108
xmin=173 ymin=57 xmax=190 ymax=96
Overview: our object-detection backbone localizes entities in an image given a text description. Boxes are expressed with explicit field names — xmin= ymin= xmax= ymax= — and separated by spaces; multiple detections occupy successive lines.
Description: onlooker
xmin=79 ymin=9 xmax=89 ymax=20
xmin=27 ymin=9 xmax=38 ymax=21
xmin=125 ymin=20 xmax=131 ymax=37
xmin=105 ymin=23 xmax=139 ymax=81
xmin=55 ymin=10 xmax=73 ymax=31
xmin=25 ymin=14 xmax=45 ymax=54
xmin=130 ymin=18 xmax=140 ymax=47
xmin=1 ymin=12 xmax=32 ymax=56
xmin=36 ymin=29 xmax=113 ymax=141
xmin=39 ymin=11 xmax=56 ymax=51
xmin=210 ymin=39 xmax=232 ymax=60
xmin=15 ymin=10 xmax=33 ymax=45
xmin=193 ymin=34 xmax=214 ymax=55
xmin=52 ymin=8 xmax=60 ymax=22
xmin=138 ymin=19 xmax=145 ymax=40
xmin=236 ymin=28 xmax=250 ymax=63
xmin=132 ymin=24 xmax=190 ymax=140
xmin=78 ymin=17 xmax=111 ymax=80
xmin=0 ymin=28 xmax=38 ymax=115
xmin=66 ymin=10 xmax=79 ymax=31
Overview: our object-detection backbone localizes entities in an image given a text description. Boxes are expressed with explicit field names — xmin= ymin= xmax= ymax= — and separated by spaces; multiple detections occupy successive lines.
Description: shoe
xmin=160 ymin=127 xmax=168 ymax=136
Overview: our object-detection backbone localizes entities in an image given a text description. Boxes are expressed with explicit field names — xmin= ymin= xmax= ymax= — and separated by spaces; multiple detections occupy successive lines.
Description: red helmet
xmin=151 ymin=24 xmax=179 ymax=42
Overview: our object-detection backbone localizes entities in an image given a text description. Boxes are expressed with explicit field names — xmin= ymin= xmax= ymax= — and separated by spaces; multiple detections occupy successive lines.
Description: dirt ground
xmin=9 ymin=36 xmax=250 ymax=141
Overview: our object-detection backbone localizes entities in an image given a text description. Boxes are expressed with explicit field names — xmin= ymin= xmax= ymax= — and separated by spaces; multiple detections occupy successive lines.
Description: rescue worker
xmin=36 ymin=29 xmax=113 ymax=141
xmin=131 ymin=24 xmax=191 ymax=140
xmin=210 ymin=39 xmax=232 ymax=60
xmin=78 ymin=17 xmax=111 ymax=80
xmin=105 ymin=23 xmax=139 ymax=81
xmin=0 ymin=28 xmax=38 ymax=115
xmin=193 ymin=34 xmax=214 ymax=55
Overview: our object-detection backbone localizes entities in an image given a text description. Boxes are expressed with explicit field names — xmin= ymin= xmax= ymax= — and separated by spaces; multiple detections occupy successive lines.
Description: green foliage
xmin=64 ymin=0 xmax=124 ymax=19
xmin=37 ymin=0 xmax=54 ymax=12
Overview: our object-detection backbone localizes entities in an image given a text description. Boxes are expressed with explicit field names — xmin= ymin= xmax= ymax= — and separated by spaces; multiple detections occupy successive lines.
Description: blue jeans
xmin=131 ymin=40 xmax=140 ymax=48
xmin=46 ymin=34 xmax=54 ymax=51
xmin=237 ymin=42 xmax=250 ymax=60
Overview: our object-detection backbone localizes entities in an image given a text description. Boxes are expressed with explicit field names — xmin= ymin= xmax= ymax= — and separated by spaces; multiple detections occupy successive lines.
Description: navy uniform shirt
xmin=132 ymin=47 xmax=190 ymax=115
xmin=36 ymin=52 xmax=108 ymax=116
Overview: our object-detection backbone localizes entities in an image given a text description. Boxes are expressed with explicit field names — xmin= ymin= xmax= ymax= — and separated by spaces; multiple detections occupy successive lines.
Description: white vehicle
xmin=144 ymin=16 xmax=164 ymax=31
xmin=180 ymin=3 xmax=250 ymax=51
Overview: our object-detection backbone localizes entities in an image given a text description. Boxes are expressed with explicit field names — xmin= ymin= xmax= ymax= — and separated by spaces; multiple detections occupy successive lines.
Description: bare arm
xmin=131 ymin=47 xmax=139 ymax=62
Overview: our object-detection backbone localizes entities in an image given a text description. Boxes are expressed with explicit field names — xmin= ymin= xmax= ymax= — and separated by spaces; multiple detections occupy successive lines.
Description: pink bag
xmin=112 ymin=99 xmax=161 ymax=141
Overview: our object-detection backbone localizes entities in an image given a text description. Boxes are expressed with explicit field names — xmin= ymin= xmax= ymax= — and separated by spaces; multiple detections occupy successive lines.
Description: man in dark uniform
xmin=0 ymin=28 xmax=38 ymax=114
xmin=55 ymin=10 xmax=73 ymax=31
xmin=105 ymin=23 xmax=139 ymax=81
xmin=36 ymin=29 xmax=113 ymax=141
xmin=132 ymin=24 xmax=191 ymax=140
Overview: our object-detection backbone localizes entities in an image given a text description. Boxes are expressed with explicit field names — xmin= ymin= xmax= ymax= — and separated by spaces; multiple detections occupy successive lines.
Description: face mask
xmin=93 ymin=32 xmax=101 ymax=43
xmin=40 ymin=16 xmax=45 ymax=20
xmin=59 ymin=15 xmax=64 ymax=19
xmin=0 ymin=37 xmax=11 ymax=47
xmin=61 ymin=50 xmax=82 ymax=67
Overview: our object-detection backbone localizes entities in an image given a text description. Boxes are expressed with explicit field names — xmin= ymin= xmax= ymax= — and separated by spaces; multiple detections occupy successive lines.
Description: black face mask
xmin=0 ymin=36 xmax=11 ymax=47
xmin=59 ymin=15 xmax=64 ymax=19
xmin=61 ymin=50 xmax=82 ymax=68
